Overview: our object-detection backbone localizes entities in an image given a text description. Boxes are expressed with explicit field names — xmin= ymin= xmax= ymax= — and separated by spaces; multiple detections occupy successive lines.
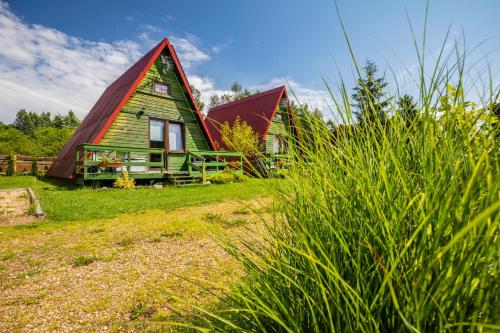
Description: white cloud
xmin=251 ymin=78 xmax=331 ymax=114
xmin=0 ymin=2 xmax=212 ymax=123
xmin=186 ymin=75 xmax=331 ymax=120
xmin=161 ymin=15 xmax=175 ymax=22
xmin=0 ymin=1 xmax=330 ymax=124
xmin=169 ymin=36 xmax=211 ymax=69
xmin=187 ymin=74 xmax=230 ymax=112
xmin=141 ymin=24 xmax=163 ymax=33
xmin=0 ymin=2 xmax=144 ymax=122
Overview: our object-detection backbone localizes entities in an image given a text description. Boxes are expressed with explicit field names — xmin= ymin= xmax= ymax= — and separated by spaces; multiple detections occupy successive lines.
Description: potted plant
xmin=99 ymin=153 xmax=122 ymax=168
xmin=228 ymin=160 xmax=241 ymax=169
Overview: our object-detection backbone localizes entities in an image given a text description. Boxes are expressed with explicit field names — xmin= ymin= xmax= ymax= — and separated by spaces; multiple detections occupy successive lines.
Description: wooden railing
xmin=75 ymin=144 xmax=244 ymax=182
xmin=186 ymin=150 xmax=206 ymax=184
xmin=187 ymin=150 xmax=244 ymax=182
xmin=262 ymin=153 xmax=290 ymax=171
xmin=196 ymin=151 xmax=244 ymax=174
xmin=75 ymin=144 xmax=165 ymax=180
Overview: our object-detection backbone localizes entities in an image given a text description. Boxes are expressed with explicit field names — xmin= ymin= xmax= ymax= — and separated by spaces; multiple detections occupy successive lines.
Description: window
xmin=273 ymin=135 xmax=287 ymax=154
xmin=169 ymin=122 xmax=184 ymax=151
xmin=149 ymin=119 xmax=164 ymax=147
xmin=149 ymin=119 xmax=165 ymax=167
xmin=153 ymin=82 xmax=170 ymax=96
xmin=273 ymin=136 xmax=280 ymax=154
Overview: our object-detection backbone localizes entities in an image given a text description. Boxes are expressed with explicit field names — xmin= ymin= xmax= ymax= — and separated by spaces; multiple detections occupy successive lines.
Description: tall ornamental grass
xmin=179 ymin=15 xmax=499 ymax=333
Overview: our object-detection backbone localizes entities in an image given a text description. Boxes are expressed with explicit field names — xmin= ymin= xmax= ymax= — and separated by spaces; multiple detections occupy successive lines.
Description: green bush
xmin=6 ymin=153 xmax=16 ymax=176
xmin=207 ymin=170 xmax=249 ymax=184
xmin=72 ymin=255 xmax=98 ymax=267
xmin=31 ymin=158 xmax=38 ymax=176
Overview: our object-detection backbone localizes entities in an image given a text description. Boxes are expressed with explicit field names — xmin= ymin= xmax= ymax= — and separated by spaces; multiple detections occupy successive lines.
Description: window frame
xmin=148 ymin=117 xmax=186 ymax=153
xmin=272 ymin=135 xmax=287 ymax=154
xmin=153 ymin=81 xmax=171 ymax=96
xmin=167 ymin=120 xmax=186 ymax=153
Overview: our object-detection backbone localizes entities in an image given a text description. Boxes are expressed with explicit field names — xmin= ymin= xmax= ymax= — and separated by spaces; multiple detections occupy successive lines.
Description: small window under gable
xmin=153 ymin=82 xmax=170 ymax=96
xmin=280 ymin=98 xmax=288 ymax=109
xmin=273 ymin=111 xmax=282 ymax=122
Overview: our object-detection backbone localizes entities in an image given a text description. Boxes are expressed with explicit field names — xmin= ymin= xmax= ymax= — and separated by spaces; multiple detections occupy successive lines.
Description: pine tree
xmin=31 ymin=158 xmax=38 ymax=176
xmin=6 ymin=152 xmax=16 ymax=176
xmin=397 ymin=94 xmax=418 ymax=126
xmin=351 ymin=61 xmax=389 ymax=125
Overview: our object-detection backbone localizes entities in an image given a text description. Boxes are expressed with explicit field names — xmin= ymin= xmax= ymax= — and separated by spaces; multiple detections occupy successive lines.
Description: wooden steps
xmin=166 ymin=172 xmax=203 ymax=186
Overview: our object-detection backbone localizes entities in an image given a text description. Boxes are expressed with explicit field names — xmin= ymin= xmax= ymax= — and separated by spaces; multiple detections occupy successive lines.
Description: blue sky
xmin=0 ymin=0 xmax=498 ymax=122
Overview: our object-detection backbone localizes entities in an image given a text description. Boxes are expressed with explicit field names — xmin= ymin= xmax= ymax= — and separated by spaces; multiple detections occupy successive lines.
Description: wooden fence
xmin=0 ymin=155 xmax=54 ymax=173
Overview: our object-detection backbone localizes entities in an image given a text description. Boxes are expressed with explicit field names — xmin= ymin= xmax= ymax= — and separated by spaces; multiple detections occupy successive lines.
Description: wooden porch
xmin=75 ymin=144 xmax=243 ymax=185
xmin=261 ymin=153 xmax=290 ymax=172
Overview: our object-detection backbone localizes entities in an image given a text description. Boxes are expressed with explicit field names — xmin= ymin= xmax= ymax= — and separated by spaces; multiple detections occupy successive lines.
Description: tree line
xmin=193 ymin=60 xmax=418 ymax=129
xmin=0 ymin=110 xmax=80 ymax=157
xmin=208 ymin=59 xmax=497 ymax=159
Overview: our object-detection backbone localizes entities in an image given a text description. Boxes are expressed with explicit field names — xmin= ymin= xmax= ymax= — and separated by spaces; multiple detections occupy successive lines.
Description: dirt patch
xmin=0 ymin=197 xmax=273 ymax=332
xmin=0 ymin=189 xmax=35 ymax=226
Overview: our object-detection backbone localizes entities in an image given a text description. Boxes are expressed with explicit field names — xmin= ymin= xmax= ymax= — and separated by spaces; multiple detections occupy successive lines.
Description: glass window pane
xmin=273 ymin=136 xmax=279 ymax=153
xmin=169 ymin=123 xmax=184 ymax=151
xmin=150 ymin=119 xmax=164 ymax=141
xmin=154 ymin=82 xmax=169 ymax=95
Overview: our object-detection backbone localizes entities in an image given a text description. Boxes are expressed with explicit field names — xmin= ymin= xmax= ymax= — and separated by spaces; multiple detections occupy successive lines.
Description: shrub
xmin=207 ymin=170 xmax=249 ymax=184
xmin=160 ymin=231 xmax=183 ymax=238
xmin=72 ymin=255 xmax=98 ymax=267
xmin=116 ymin=237 xmax=134 ymax=247
xmin=113 ymin=170 xmax=135 ymax=189
xmin=220 ymin=116 xmax=261 ymax=170
xmin=6 ymin=152 xmax=16 ymax=176
xmin=129 ymin=300 xmax=155 ymax=320
xmin=31 ymin=158 xmax=38 ymax=176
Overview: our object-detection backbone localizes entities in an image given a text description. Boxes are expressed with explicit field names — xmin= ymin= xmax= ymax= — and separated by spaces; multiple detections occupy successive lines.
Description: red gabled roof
xmin=47 ymin=38 xmax=215 ymax=179
xmin=206 ymin=86 xmax=294 ymax=150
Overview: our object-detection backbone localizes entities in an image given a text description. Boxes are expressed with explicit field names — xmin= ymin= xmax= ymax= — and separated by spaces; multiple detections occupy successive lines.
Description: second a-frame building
xmin=205 ymin=86 xmax=298 ymax=170
xmin=47 ymin=38 xmax=242 ymax=185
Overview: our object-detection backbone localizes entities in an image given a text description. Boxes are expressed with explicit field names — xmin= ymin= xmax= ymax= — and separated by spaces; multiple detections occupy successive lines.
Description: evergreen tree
xmin=31 ymin=158 xmax=38 ymax=176
xmin=1 ymin=110 xmax=79 ymax=156
xmin=208 ymin=81 xmax=254 ymax=109
xmin=64 ymin=110 xmax=80 ymax=128
xmin=397 ymin=94 xmax=418 ymax=126
xmin=351 ymin=61 xmax=389 ymax=125
xmin=190 ymin=85 xmax=205 ymax=111
xmin=53 ymin=114 xmax=65 ymax=128
xmin=6 ymin=153 xmax=16 ymax=176
xmin=208 ymin=95 xmax=221 ymax=109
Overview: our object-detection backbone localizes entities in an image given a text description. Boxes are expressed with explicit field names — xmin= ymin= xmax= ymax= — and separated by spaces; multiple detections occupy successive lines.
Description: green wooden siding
xmin=100 ymin=52 xmax=210 ymax=172
xmin=264 ymin=100 xmax=291 ymax=154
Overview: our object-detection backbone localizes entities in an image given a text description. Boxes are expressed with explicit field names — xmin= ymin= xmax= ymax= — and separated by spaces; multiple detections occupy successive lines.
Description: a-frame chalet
xmin=205 ymin=86 xmax=298 ymax=170
xmin=48 ymin=38 xmax=242 ymax=185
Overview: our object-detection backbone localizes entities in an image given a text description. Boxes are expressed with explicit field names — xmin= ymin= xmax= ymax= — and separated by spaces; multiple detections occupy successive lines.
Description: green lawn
xmin=0 ymin=175 xmax=271 ymax=221
xmin=0 ymin=175 xmax=273 ymax=331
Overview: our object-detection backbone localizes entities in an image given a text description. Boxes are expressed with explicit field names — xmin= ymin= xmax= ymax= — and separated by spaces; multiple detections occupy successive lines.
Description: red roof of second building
xmin=205 ymin=86 xmax=288 ymax=149
xmin=47 ymin=38 xmax=215 ymax=179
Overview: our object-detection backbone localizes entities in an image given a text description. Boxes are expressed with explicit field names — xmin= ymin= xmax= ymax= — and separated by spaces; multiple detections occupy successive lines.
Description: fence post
xmin=202 ymin=159 xmax=206 ymax=184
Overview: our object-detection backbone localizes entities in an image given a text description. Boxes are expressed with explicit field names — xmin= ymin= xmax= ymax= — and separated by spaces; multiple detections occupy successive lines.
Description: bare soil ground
xmin=0 ymin=197 xmax=272 ymax=332
xmin=0 ymin=188 xmax=35 ymax=226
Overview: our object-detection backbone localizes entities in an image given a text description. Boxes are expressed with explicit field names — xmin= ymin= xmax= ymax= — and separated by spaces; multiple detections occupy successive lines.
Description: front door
xmin=149 ymin=118 xmax=165 ymax=170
